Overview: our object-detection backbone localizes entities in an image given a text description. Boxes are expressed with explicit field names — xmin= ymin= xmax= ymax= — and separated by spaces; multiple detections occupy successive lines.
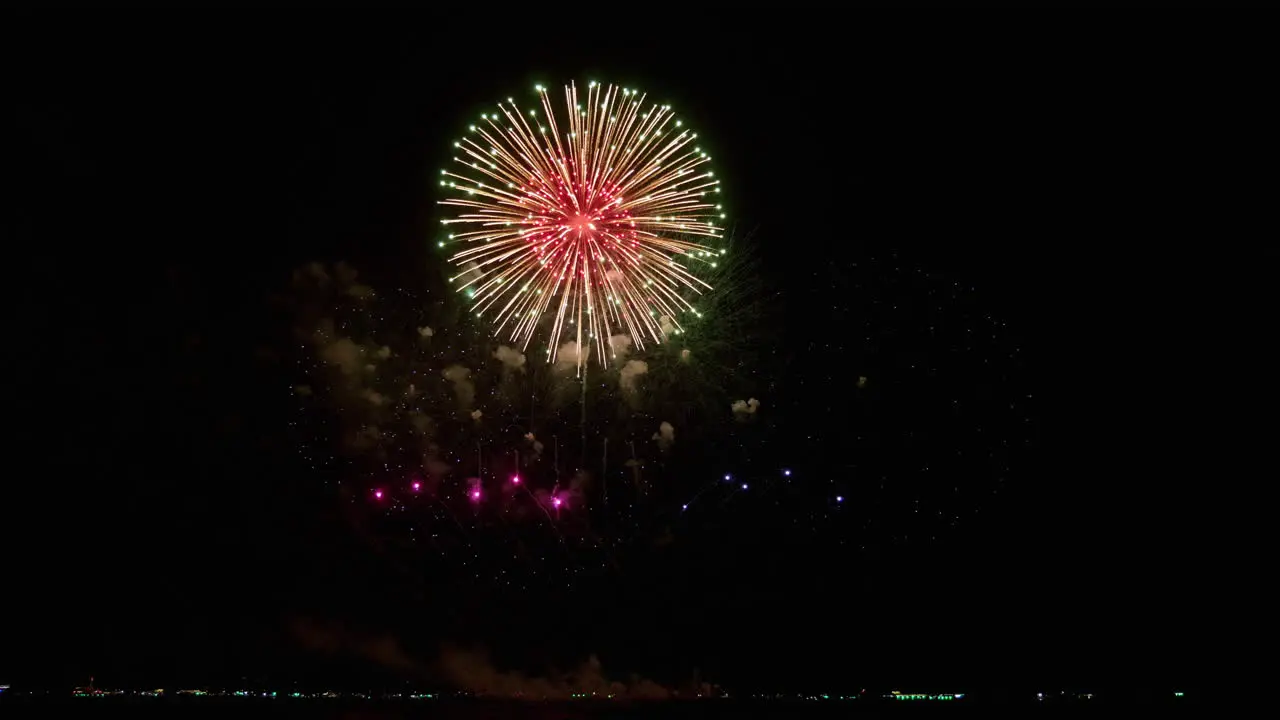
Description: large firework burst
xmin=439 ymin=81 xmax=724 ymax=370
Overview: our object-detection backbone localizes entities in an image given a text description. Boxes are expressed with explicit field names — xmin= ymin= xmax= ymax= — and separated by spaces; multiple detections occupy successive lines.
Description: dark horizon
xmin=7 ymin=16 xmax=1237 ymax=702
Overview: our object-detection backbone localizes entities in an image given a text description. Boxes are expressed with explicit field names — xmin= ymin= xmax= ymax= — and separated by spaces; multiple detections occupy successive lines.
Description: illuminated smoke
xmin=294 ymin=384 xmax=313 ymax=396
xmin=619 ymin=359 xmax=649 ymax=394
xmin=608 ymin=333 xmax=633 ymax=358
xmin=731 ymin=397 xmax=761 ymax=418
xmin=553 ymin=341 xmax=588 ymax=373
xmin=418 ymin=325 xmax=434 ymax=339
xmin=470 ymin=409 xmax=483 ymax=422
xmin=492 ymin=345 xmax=527 ymax=372
xmin=653 ymin=421 xmax=675 ymax=451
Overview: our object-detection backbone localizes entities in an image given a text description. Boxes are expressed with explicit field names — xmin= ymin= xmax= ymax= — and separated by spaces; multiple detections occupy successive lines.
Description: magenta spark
xmin=373 ymin=489 xmax=384 ymax=500
xmin=511 ymin=475 xmax=520 ymax=485
xmin=411 ymin=481 xmax=422 ymax=492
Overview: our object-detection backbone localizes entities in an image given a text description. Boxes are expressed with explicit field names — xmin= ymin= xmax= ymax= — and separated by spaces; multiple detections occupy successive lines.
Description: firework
xmin=439 ymin=81 xmax=725 ymax=370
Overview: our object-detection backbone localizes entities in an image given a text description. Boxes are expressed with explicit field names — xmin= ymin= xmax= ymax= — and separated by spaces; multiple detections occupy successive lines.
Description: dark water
xmin=0 ymin=697 xmax=1206 ymax=718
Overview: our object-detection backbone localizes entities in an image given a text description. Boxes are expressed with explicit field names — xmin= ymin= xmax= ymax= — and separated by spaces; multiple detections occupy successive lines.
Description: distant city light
xmin=783 ymin=469 xmax=791 ymax=477
xmin=836 ymin=496 xmax=844 ymax=503
xmin=741 ymin=483 xmax=748 ymax=490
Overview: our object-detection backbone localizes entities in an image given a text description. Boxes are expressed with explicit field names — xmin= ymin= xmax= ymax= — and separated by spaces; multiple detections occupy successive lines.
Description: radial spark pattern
xmin=439 ymin=81 xmax=724 ymax=370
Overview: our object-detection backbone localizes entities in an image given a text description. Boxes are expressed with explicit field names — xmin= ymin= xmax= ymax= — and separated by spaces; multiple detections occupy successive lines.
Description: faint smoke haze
xmin=437 ymin=646 xmax=671 ymax=700
xmin=442 ymin=364 xmax=475 ymax=409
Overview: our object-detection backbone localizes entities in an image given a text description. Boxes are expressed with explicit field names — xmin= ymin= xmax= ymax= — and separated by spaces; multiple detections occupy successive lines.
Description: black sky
xmin=7 ymin=17 xmax=1250 ymax=696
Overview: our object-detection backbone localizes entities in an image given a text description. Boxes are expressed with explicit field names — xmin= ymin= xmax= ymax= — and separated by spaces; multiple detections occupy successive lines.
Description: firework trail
xmin=439 ymin=81 xmax=725 ymax=371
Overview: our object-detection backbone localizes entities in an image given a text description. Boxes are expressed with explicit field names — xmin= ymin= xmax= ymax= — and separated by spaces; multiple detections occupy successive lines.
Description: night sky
xmin=8 ymin=18 xmax=1244 ymax=698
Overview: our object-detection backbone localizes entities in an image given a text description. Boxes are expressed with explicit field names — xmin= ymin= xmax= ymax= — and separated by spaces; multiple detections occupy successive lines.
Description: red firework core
xmin=531 ymin=174 xmax=633 ymax=249
xmin=568 ymin=213 xmax=594 ymax=233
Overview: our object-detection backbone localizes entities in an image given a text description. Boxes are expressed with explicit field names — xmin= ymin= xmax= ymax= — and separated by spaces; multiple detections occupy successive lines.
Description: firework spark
xmin=439 ymin=81 xmax=724 ymax=371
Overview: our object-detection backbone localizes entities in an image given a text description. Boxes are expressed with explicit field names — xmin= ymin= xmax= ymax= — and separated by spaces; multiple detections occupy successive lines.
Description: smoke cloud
xmin=608 ymin=333 xmax=633 ymax=358
xmin=346 ymin=283 xmax=374 ymax=300
xmin=291 ymin=624 xmax=687 ymax=701
xmin=424 ymin=454 xmax=450 ymax=479
xmin=554 ymin=341 xmax=588 ymax=373
xmin=653 ymin=421 xmax=675 ymax=451
xmin=350 ymin=425 xmax=382 ymax=452
xmin=731 ymin=397 xmax=761 ymax=418
xmin=296 ymin=262 xmax=330 ymax=285
xmin=619 ymin=359 xmax=648 ymax=394
xmin=442 ymin=364 xmax=475 ymax=409
xmin=493 ymin=345 xmax=527 ymax=372
xmin=524 ymin=432 xmax=544 ymax=458
xmin=409 ymin=412 xmax=432 ymax=436
xmin=333 ymin=261 xmax=374 ymax=300
xmin=319 ymin=337 xmax=365 ymax=376
xmin=289 ymin=617 xmax=430 ymax=678
xmin=437 ymin=646 xmax=670 ymax=700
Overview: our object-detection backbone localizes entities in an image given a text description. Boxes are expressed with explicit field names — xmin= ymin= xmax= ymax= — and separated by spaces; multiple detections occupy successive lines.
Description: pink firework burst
xmin=439 ymin=81 xmax=725 ymax=370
